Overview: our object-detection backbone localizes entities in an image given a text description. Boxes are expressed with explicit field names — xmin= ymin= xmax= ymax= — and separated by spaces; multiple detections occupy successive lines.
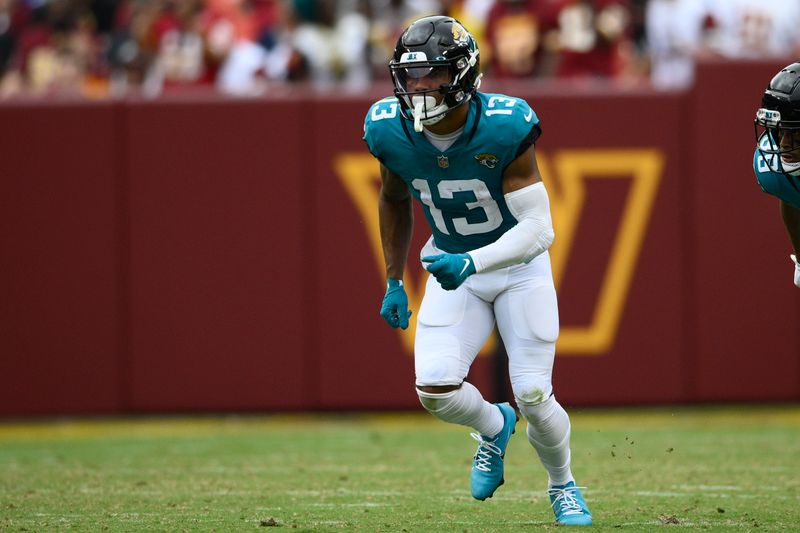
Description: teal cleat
xmin=548 ymin=481 xmax=593 ymax=526
xmin=470 ymin=402 xmax=518 ymax=500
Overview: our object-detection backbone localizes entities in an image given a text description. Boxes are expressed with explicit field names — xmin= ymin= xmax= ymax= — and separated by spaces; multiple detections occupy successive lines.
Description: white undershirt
xmin=423 ymin=125 xmax=464 ymax=152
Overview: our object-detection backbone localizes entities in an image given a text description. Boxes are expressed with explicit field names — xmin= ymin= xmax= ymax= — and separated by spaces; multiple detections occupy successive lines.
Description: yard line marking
xmin=674 ymin=484 xmax=742 ymax=491
xmin=310 ymin=502 xmax=388 ymax=508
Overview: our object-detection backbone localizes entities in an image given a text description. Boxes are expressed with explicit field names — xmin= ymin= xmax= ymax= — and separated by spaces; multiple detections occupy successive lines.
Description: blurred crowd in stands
xmin=1 ymin=0 xmax=799 ymax=98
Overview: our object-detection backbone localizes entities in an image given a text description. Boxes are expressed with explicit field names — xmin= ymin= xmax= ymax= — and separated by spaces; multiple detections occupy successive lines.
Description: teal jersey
xmin=363 ymin=92 xmax=541 ymax=254
xmin=753 ymin=134 xmax=800 ymax=210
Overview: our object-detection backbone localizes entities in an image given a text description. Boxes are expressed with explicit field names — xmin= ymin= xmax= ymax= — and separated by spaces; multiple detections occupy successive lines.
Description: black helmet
xmin=389 ymin=16 xmax=481 ymax=131
xmin=755 ymin=62 xmax=800 ymax=175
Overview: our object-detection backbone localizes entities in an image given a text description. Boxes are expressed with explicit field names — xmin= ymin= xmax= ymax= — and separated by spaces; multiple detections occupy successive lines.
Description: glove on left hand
xmin=422 ymin=253 xmax=476 ymax=291
xmin=791 ymin=254 xmax=800 ymax=288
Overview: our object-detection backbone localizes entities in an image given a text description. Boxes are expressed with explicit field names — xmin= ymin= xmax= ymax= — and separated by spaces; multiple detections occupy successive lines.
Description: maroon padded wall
xmin=124 ymin=98 xmax=309 ymax=411
xmin=0 ymin=103 xmax=121 ymax=415
xmin=1 ymin=60 xmax=798 ymax=415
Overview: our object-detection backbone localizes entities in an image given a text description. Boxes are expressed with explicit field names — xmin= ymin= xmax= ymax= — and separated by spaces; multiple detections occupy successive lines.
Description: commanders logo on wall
xmin=335 ymin=149 xmax=664 ymax=356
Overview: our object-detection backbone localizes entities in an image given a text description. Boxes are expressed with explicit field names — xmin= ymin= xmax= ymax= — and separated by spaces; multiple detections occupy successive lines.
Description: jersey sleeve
xmin=507 ymin=98 xmax=542 ymax=162
xmin=515 ymin=121 xmax=542 ymax=159
xmin=754 ymin=145 xmax=785 ymax=194
xmin=754 ymin=147 xmax=778 ymax=194
xmin=363 ymin=97 xmax=400 ymax=161
xmin=481 ymin=94 xmax=542 ymax=172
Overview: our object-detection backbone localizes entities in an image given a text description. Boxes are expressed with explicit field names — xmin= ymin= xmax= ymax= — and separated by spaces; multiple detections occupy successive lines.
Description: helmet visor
xmin=391 ymin=63 xmax=453 ymax=94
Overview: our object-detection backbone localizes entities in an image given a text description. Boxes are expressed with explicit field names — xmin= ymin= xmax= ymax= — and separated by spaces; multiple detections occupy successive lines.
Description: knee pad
xmin=511 ymin=375 xmax=553 ymax=407
xmin=416 ymin=388 xmax=457 ymax=414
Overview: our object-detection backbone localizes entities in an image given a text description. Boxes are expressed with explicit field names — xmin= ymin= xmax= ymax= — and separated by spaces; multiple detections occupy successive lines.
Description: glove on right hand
xmin=380 ymin=279 xmax=412 ymax=329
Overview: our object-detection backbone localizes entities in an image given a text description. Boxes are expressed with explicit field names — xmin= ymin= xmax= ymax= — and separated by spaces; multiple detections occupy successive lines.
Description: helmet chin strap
xmin=411 ymin=95 xmax=447 ymax=132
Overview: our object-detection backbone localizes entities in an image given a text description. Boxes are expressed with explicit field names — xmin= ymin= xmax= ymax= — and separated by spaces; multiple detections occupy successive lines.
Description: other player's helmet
xmin=755 ymin=62 xmax=800 ymax=176
xmin=389 ymin=16 xmax=481 ymax=131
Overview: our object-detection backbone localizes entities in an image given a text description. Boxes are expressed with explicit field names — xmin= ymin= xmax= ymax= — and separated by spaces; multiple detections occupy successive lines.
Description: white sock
xmin=518 ymin=395 xmax=575 ymax=486
xmin=417 ymin=381 xmax=504 ymax=437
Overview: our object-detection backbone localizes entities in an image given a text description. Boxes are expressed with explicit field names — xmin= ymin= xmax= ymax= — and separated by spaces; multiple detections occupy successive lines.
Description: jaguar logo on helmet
xmin=452 ymin=22 xmax=469 ymax=44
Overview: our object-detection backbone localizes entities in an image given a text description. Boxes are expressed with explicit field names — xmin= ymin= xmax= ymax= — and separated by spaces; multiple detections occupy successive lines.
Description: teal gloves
xmin=422 ymin=253 xmax=476 ymax=290
xmin=380 ymin=279 xmax=412 ymax=329
xmin=379 ymin=253 xmax=475 ymax=329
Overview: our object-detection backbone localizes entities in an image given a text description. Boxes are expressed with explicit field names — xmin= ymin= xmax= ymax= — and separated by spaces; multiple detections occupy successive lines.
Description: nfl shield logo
xmin=437 ymin=155 xmax=449 ymax=168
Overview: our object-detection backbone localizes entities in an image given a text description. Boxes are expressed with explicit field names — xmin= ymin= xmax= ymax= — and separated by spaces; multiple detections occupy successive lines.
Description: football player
xmin=754 ymin=61 xmax=800 ymax=288
xmin=363 ymin=15 xmax=592 ymax=526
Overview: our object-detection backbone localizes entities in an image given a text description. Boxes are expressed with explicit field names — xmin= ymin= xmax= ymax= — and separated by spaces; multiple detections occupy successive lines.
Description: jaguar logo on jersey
xmin=475 ymin=153 xmax=498 ymax=168
xmin=437 ymin=155 xmax=449 ymax=168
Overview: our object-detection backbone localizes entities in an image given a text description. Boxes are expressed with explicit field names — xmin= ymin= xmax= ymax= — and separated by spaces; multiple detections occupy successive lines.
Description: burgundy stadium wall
xmin=1 ymin=61 xmax=798 ymax=415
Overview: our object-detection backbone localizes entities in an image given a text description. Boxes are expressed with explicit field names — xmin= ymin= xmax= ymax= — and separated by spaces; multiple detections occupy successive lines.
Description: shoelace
xmin=470 ymin=433 xmax=503 ymax=473
xmin=548 ymin=486 xmax=587 ymax=516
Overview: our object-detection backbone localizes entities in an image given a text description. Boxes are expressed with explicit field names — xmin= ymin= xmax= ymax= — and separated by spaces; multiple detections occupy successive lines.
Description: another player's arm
xmin=378 ymin=163 xmax=413 ymax=279
xmin=780 ymin=200 xmax=800 ymax=287
xmin=780 ymin=200 xmax=800 ymax=255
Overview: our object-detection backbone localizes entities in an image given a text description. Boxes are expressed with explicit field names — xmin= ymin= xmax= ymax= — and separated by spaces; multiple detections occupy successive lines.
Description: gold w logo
xmin=335 ymin=149 xmax=663 ymax=356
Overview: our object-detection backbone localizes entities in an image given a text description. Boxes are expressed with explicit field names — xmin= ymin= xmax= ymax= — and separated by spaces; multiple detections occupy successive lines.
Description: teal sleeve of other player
xmin=753 ymin=147 xmax=800 ymax=210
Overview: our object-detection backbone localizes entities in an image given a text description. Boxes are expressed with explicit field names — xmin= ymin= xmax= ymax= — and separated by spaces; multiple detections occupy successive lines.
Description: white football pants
xmin=414 ymin=243 xmax=559 ymax=406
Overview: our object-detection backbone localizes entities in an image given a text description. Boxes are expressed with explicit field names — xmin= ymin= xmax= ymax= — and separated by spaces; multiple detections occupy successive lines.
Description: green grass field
xmin=1 ymin=406 xmax=799 ymax=532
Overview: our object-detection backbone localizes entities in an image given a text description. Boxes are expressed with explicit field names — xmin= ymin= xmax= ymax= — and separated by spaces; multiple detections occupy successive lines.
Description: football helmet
xmin=389 ymin=16 xmax=481 ymax=132
xmin=755 ymin=62 xmax=800 ymax=176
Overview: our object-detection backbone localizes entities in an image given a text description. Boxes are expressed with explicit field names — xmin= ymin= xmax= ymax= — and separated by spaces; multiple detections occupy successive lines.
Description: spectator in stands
xmin=483 ymin=0 xmax=560 ymax=79
xmin=285 ymin=0 xmax=371 ymax=90
xmin=0 ymin=0 xmax=23 ymax=95
xmin=147 ymin=0 xmax=212 ymax=92
xmin=552 ymin=0 xmax=632 ymax=80
xmin=0 ymin=0 xmax=16 ymax=77
xmin=1 ymin=0 xmax=101 ymax=96
xmin=645 ymin=0 xmax=713 ymax=89
xmin=215 ymin=0 xmax=303 ymax=95
xmin=0 ymin=0 xmax=659 ymax=97
xmin=703 ymin=0 xmax=800 ymax=60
